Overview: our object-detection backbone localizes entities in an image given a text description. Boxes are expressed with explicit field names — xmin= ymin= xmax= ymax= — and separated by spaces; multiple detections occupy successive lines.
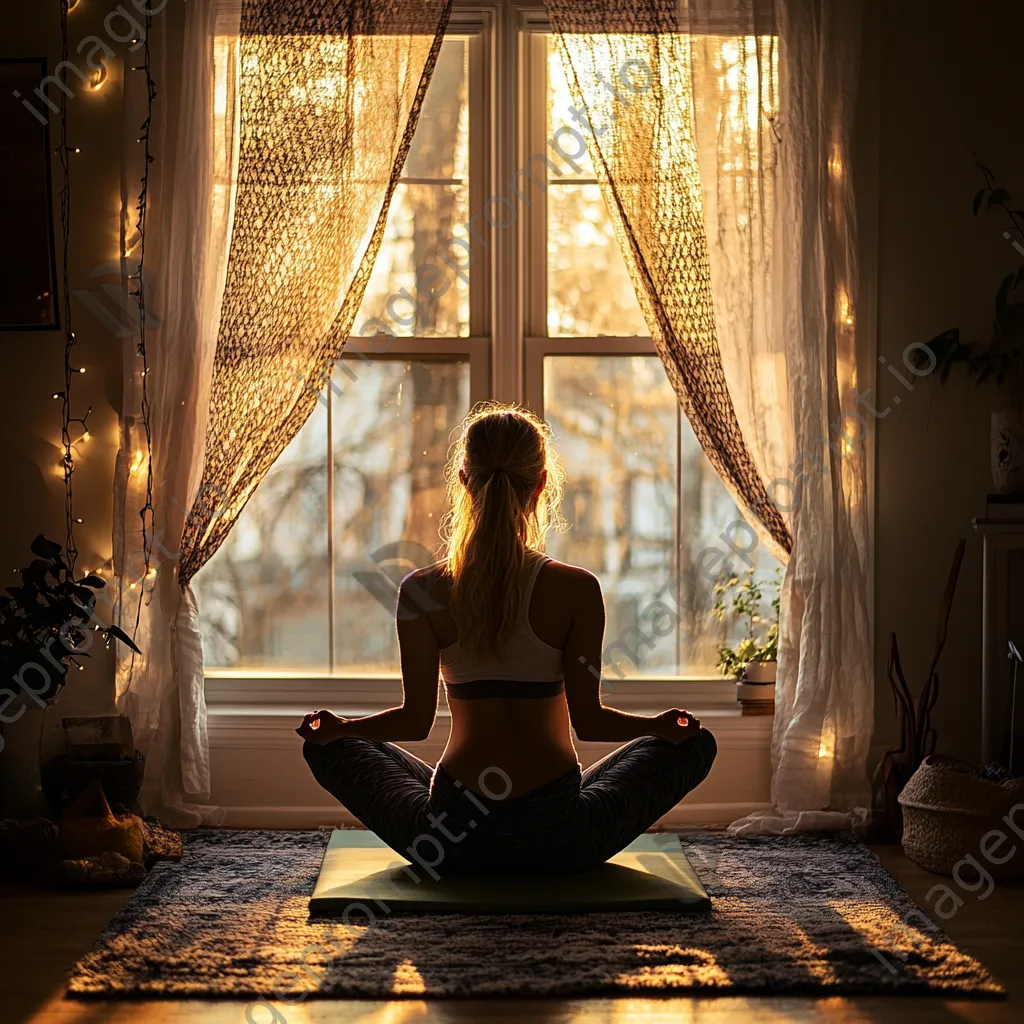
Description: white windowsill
xmin=204 ymin=673 xmax=742 ymax=712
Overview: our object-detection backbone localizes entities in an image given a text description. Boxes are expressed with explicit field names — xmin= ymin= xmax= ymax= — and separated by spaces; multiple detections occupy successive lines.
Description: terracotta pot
xmin=991 ymin=411 xmax=1024 ymax=493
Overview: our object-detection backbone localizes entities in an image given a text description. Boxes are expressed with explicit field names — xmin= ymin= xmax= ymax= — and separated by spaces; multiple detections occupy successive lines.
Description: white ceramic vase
xmin=744 ymin=660 xmax=777 ymax=684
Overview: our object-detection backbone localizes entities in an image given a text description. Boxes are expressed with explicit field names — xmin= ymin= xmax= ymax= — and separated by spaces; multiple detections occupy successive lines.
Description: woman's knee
xmin=692 ymin=728 xmax=718 ymax=780
xmin=302 ymin=739 xmax=333 ymax=785
xmin=302 ymin=736 xmax=370 ymax=778
xmin=643 ymin=728 xmax=717 ymax=786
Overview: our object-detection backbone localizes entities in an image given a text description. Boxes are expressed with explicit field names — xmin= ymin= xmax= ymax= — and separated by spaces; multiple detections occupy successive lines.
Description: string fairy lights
xmin=51 ymin=0 xmax=156 ymax=666
xmin=53 ymin=0 xmax=104 ymax=554
xmin=57 ymin=0 xmax=79 ymax=573
xmin=126 ymin=5 xmax=157 ymax=650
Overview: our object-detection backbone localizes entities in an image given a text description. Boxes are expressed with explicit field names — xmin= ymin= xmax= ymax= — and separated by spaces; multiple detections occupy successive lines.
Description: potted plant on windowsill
xmin=0 ymin=535 xmax=141 ymax=812
xmin=911 ymin=160 xmax=1024 ymax=493
xmin=713 ymin=568 xmax=781 ymax=698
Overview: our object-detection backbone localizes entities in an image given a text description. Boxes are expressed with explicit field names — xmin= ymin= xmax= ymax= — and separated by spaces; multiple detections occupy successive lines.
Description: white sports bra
xmin=440 ymin=553 xmax=565 ymax=700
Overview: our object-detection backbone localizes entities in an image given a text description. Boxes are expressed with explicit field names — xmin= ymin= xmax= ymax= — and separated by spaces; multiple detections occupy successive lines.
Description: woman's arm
xmin=297 ymin=573 xmax=440 ymax=744
xmin=563 ymin=570 xmax=700 ymax=744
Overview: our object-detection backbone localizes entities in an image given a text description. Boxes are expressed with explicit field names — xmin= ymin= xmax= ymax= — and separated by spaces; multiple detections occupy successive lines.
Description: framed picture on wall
xmin=0 ymin=58 xmax=59 ymax=330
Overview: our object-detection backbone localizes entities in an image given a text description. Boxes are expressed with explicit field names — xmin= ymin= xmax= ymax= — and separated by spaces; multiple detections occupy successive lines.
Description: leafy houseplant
xmin=713 ymin=568 xmax=781 ymax=682
xmin=912 ymin=161 xmax=1024 ymax=492
xmin=1 ymin=534 xmax=140 ymax=716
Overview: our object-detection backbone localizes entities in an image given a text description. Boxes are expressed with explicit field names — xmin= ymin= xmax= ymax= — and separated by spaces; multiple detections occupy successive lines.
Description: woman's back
xmin=411 ymin=554 xmax=597 ymax=796
xmin=439 ymin=550 xmax=563 ymax=694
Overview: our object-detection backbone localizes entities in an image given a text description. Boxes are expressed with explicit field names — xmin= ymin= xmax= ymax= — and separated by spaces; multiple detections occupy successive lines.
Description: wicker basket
xmin=898 ymin=756 xmax=1024 ymax=881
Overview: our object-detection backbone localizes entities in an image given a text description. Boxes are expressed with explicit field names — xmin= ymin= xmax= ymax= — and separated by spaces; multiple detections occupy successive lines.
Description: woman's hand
xmin=650 ymin=708 xmax=701 ymax=744
xmin=296 ymin=710 xmax=350 ymax=745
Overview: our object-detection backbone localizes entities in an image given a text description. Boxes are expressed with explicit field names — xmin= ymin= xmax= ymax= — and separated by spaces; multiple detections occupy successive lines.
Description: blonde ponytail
xmin=440 ymin=404 xmax=565 ymax=656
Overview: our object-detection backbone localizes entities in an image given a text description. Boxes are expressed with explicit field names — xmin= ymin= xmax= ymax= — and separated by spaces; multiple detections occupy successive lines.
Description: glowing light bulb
xmin=129 ymin=449 xmax=145 ymax=474
xmin=836 ymin=288 xmax=855 ymax=329
xmin=88 ymin=59 xmax=107 ymax=91
xmin=828 ymin=144 xmax=844 ymax=181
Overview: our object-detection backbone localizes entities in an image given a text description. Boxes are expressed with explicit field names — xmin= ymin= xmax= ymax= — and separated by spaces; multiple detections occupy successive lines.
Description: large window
xmin=196 ymin=21 xmax=780 ymax=680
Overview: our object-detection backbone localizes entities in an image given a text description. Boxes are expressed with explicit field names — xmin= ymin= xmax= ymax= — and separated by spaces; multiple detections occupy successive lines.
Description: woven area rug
xmin=67 ymin=829 xmax=1002 ymax=999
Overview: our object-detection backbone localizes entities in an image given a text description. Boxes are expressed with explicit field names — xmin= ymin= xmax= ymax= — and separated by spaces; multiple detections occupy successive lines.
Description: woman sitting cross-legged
xmin=298 ymin=404 xmax=717 ymax=877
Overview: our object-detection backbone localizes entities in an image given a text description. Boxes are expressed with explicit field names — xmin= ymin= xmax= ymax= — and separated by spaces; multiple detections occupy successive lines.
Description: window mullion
xmin=488 ymin=3 xmax=524 ymax=403
xmin=326 ymin=370 xmax=336 ymax=674
xmin=675 ymin=401 xmax=683 ymax=675
xmin=467 ymin=27 xmax=490 ymax=345
xmin=522 ymin=30 xmax=549 ymax=348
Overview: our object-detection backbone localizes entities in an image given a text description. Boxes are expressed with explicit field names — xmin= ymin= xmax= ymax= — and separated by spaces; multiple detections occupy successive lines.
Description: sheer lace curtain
xmin=114 ymin=0 xmax=232 ymax=826
xmin=546 ymin=0 xmax=872 ymax=830
xmin=732 ymin=0 xmax=872 ymax=832
xmin=114 ymin=0 xmax=453 ymax=825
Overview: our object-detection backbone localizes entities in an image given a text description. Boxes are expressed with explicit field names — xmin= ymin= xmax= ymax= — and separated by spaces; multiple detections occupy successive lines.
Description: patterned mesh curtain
xmin=544 ymin=0 xmax=792 ymax=561
xmin=178 ymin=0 xmax=453 ymax=584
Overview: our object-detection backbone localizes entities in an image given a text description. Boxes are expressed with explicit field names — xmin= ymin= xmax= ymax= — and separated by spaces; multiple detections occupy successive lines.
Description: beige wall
xmin=872 ymin=0 xmax=1024 ymax=765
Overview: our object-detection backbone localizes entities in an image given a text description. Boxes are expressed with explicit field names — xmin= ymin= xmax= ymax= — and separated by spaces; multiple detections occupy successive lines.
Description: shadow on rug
xmin=66 ymin=830 xmax=1003 ymax=1000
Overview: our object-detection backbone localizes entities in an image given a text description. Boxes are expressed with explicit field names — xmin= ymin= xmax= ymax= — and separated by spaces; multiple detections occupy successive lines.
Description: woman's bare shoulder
xmin=397 ymin=563 xmax=451 ymax=617
xmin=402 ymin=562 xmax=448 ymax=587
xmin=539 ymin=557 xmax=602 ymax=597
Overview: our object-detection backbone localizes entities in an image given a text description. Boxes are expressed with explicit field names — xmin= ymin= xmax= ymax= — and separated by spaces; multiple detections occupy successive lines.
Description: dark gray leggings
xmin=303 ymin=729 xmax=717 ymax=877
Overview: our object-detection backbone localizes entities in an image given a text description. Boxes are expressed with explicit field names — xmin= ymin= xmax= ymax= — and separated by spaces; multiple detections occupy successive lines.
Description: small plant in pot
xmin=0 ymin=535 xmax=140 ymax=755
xmin=713 ymin=567 xmax=781 ymax=684
xmin=910 ymin=159 xmax=1024 ymax=493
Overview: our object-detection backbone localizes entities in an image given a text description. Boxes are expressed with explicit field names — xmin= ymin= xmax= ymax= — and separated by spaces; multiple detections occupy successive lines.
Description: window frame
xmin=205 ymin=0 xmax=741 ymax=705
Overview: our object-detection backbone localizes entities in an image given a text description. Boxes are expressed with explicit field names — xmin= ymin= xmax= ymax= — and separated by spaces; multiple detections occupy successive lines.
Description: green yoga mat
xmin=309 ymin=830 xmax=711 ymax=915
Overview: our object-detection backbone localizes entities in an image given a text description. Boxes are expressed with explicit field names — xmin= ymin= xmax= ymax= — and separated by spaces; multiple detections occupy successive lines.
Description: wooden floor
xmin=2 ymin=845 xmax=1022 ymax=1024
